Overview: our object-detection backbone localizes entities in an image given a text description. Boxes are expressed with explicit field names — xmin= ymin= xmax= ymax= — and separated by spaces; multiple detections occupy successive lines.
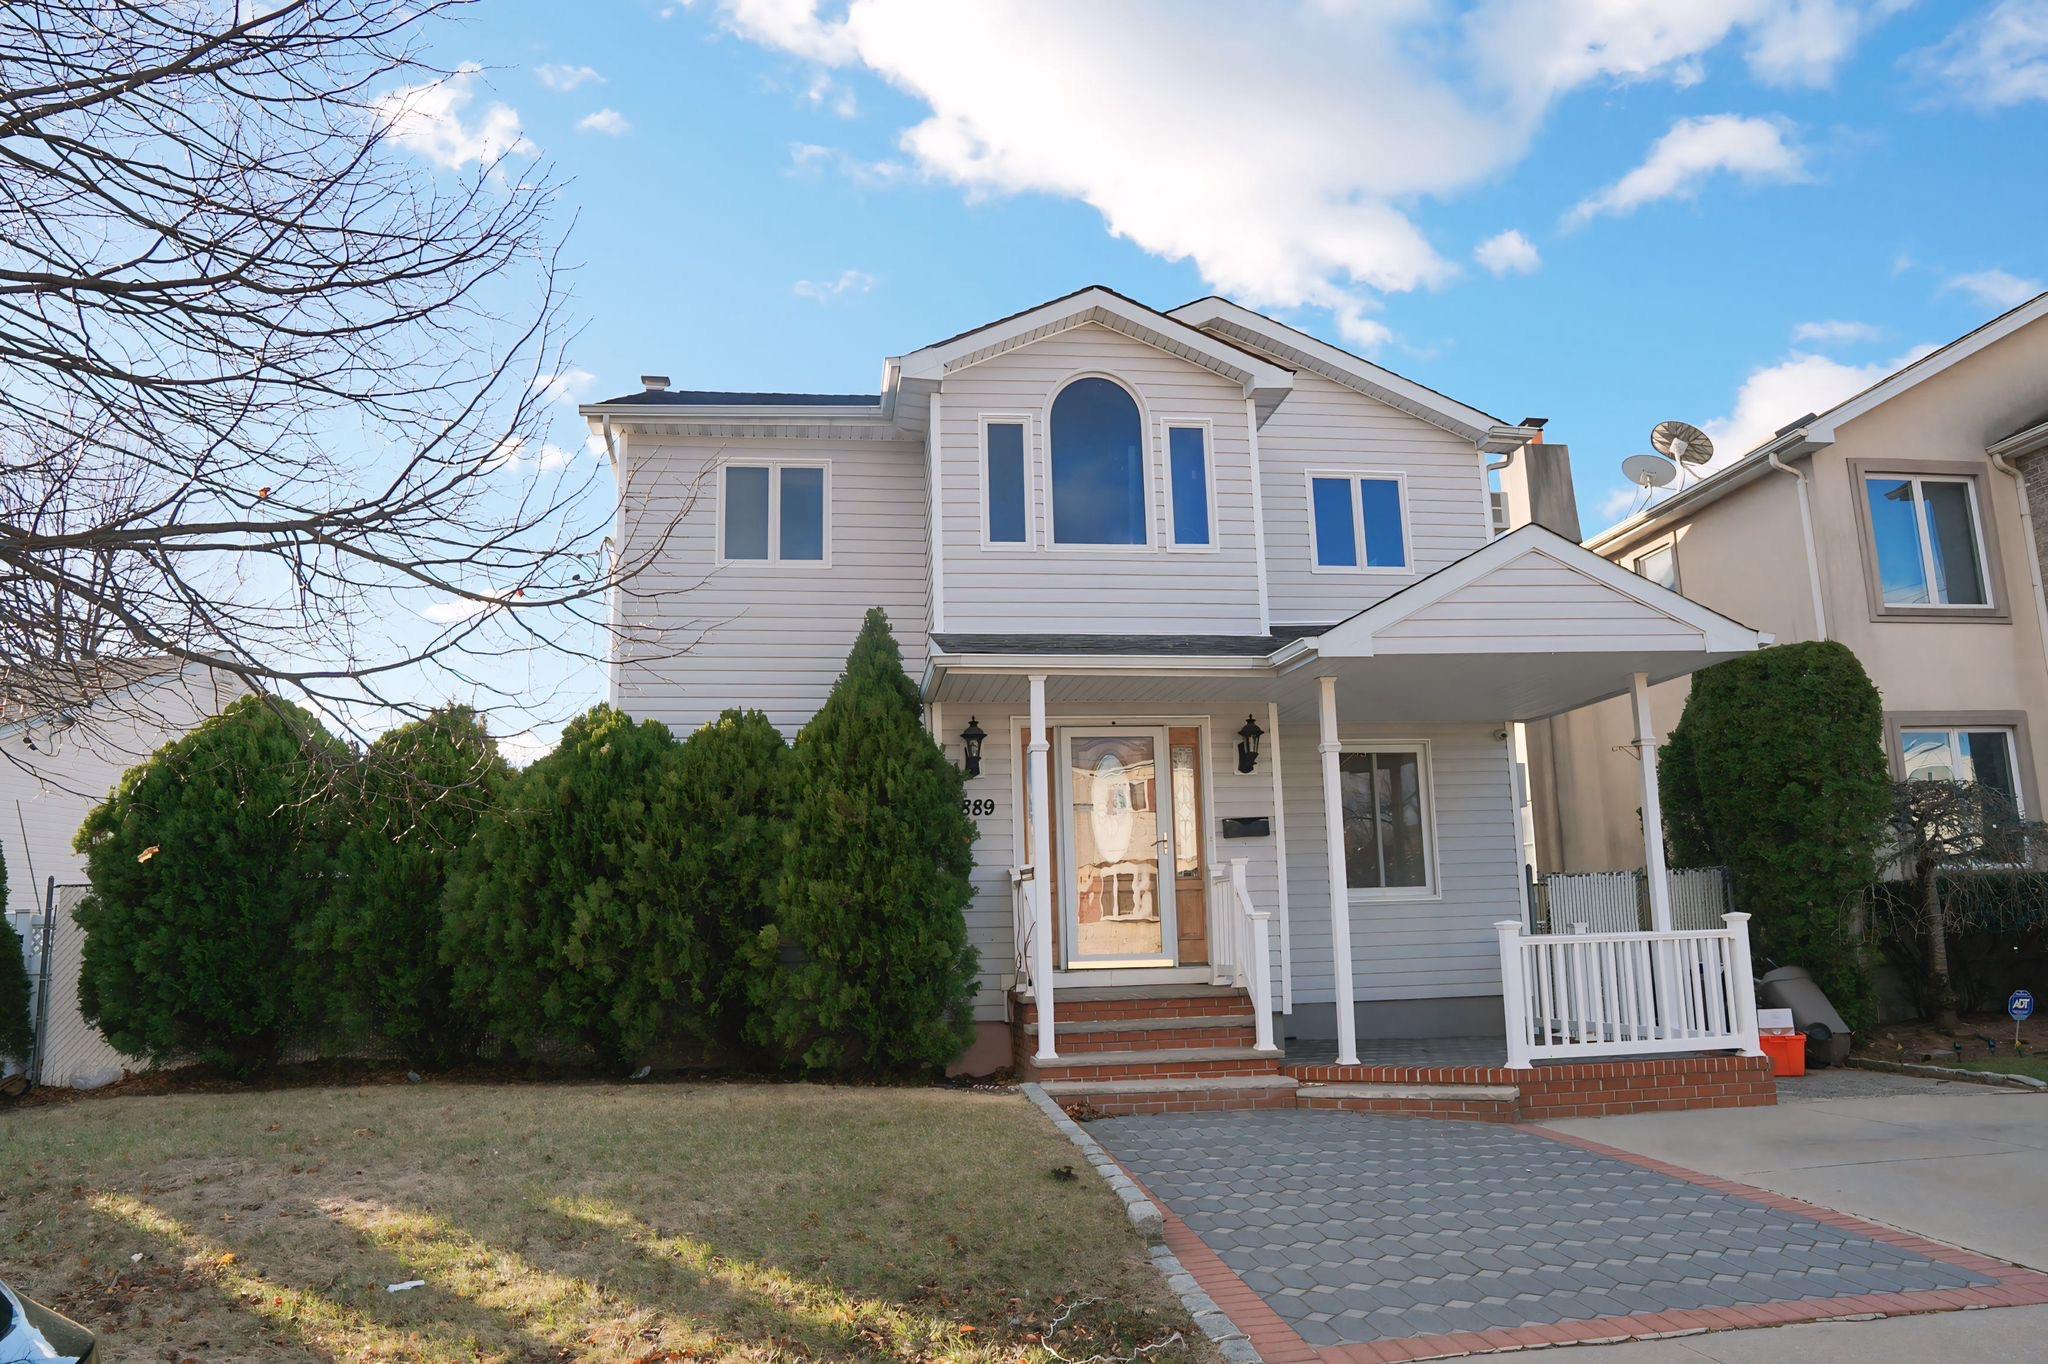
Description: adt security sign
xmin=2011 ymin=990 xmax=2036 ymax=1023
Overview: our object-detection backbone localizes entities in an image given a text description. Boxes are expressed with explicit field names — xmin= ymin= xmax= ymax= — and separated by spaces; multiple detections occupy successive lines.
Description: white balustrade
xmin=1210 ymin=857 xmax=1277 ymax=1053
xmin=1496 ymin=912 xmax=1762 ymax=1067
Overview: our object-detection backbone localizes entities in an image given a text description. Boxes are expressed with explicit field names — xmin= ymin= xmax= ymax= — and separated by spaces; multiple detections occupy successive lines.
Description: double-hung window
xmin=982 ymin=416 xmax=1031 ymax=547
xmin=1901 ymin=726 xmax=2024 ymax=813
xmin=1862 ymin=473 xmax=1990 ymax=609
xmin=720 ymin=462 xmax=827 ymax=564
xmin=1164 ymin=421 xmax=1214 ymax=548
xmin=1309 ymin=472 xmax=1408 ymax=572
xmin=1338 ymin=744 xmax=1436 ymax=895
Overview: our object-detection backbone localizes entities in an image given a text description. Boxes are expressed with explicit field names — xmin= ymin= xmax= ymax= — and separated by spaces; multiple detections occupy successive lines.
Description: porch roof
xmin=921 ymin=525 xmax=1772 ymax=722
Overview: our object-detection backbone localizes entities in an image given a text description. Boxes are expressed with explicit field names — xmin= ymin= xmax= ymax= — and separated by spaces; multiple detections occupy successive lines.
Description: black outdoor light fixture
xmin=960 ymin=716 xmax=987 ymax=778
xmin=1236 ymin=713 xmax=1264 ymax=774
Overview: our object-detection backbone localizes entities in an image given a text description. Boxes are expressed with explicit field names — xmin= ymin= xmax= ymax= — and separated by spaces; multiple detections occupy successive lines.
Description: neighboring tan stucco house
xmin=1530 ymin=293 xmax=2048 ymax=879
xmin=581 ymin=287 xmax=1778 ymax=1108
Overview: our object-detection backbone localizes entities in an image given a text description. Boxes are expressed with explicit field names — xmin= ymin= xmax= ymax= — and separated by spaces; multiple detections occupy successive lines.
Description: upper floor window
xmin=1050 ymin=377 xmax=1148 ymax=546
xmin=721 ymin=462 xmax=827 ymax=564
xmin=1864 ymin=473 xmax=1988 ymax=608
xmin=1309 ymin=472 xmax=1408 ymax=572
xmin=1165 ymin=422 xmax=1213 ymax=548
xmin=1633 ymin=542 xmax=1678 ymax=591
xmin=1339 ymin=744 xmax=1436 ymax=895
xmin=1901 ymin=725 xmax=2023 ymax=813
xmin=982 ymin=416 xmax=1030 ymax=546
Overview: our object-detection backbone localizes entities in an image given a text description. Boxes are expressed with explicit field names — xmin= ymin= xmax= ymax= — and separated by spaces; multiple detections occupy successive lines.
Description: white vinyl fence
xmin=1496 ymin=913 xmax=1763 ymax=1065
xmin=1533 ymin=867 xmax=1734 ymax=933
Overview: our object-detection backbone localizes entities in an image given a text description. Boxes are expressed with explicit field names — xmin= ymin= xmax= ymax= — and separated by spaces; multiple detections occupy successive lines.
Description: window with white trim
xmin=982 ymin=417 xmax=1030 ymax=546
xmin=1863 ymin=474 xmax=1989 ymax=607
xmin=1633 ymin=543 xmax=1678 ymax=591
xmin=1901 ymin=726 xmax=2023 ymax=813
xmin=721 ymin=462 xmax=827 ymax=564
xmin=1050 ymin=377 xmax=1149 ymax=546
xmin=1164 ymin=422 xmax=1213 ymax=548
xmin=1339 ymin=745 xmax=1435 ymax=894
xmin=1309 ymin=473 xmax=1408 ymax=571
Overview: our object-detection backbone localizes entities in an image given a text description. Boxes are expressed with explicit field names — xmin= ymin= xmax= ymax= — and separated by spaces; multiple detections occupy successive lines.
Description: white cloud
xmin=498 ymin=729 xmax=559 ymax=768
xmin=793 ymin=268 xmax=877 ymax=302
xmin=786 ymin=141 xmax=912 ymax=187
xmin=1701 ymin=345 xmax=1932 ymax=467
xmin=374 ymin=65 xmax=534 ymax=171
xmin=1474 ymin=229 xmax=1541 ymax=277
xmin=1566 ymin=114 xmax=1806 ymax=226
xmin=577 ymin=108 xmax=631 ymax=136
xmin=485 ymin=435 xmax=577 ymax=477
xmin=716 ymin=3 xmax=1893 ymax=349
xmin=531 ymin=368 xmax=597 ymax=407
xmin=1790 ymin=318 xmax=1881 ymax=345
xmin=1911 ymin=0 xmax=2048 ymax=109
xmin=1745 ymin=0 xmax=1912 ymax=88
xmin=806 ymin=72 xmax=860 ymax=117
xmin=1944 ymin=268 xmax=2045 ymax=311
xmin=1598 ymin=485 xmax=1648 ymax=523
xmin=536 ymin=63 xmax=605 ymax=92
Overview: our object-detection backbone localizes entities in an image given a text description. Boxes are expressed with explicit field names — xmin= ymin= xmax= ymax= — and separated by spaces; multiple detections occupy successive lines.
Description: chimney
xmin=640 ymin=374 xmax=670 ymax=392
xmin=1501 ymin=428 xmax=1583 ymax=542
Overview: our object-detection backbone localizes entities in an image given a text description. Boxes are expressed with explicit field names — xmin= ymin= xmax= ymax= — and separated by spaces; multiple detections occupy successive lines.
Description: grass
xmin=0 ymin=1081 xmax=1212 ymax=1362
xmin=1933 ymin=1055 xmax=2048 ymax=1083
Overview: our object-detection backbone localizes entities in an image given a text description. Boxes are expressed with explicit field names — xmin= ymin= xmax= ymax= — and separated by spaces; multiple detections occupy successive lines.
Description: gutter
xmin=1987 ymin=420 xmax=2048 ymax=679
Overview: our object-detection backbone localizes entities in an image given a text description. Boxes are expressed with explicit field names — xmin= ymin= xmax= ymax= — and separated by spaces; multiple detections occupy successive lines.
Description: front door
xmin=1056 ymin=727 xmax=1179 ymax=967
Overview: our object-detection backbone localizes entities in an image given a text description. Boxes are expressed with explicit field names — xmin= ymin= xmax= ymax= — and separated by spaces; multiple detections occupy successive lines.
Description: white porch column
xmin=1631 ymin=671 xmax=1674 ymax=933
xmin=1027 ymin=673 xmax=1057 ymax=1061
xmin=1315 ymin=675 xmax=1359 ymax=1066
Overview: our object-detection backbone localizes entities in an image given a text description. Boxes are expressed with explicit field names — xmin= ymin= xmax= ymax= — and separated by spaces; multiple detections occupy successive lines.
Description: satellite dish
xmin=1622 ymin=453 xmax=1677 ymax=489
xmin=1651 ymin=420 xmax=1715 ymax=466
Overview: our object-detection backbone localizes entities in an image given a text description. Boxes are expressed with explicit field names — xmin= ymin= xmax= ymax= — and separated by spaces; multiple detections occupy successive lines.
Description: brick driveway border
xmin=1090 ymin=1111 xmax=2048 ymax=1361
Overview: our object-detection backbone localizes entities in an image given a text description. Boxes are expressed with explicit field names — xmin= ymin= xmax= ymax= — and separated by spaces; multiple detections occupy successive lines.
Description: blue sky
xmin=378 ymin=0 xmax=2047 ymax=744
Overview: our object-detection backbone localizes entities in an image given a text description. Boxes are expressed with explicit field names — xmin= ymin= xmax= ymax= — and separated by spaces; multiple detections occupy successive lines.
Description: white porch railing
xmin=1495 ymin=913 xmax=1762 ymax=1067
xmin=1209 ymin=858 xmax=1277 ymax=1052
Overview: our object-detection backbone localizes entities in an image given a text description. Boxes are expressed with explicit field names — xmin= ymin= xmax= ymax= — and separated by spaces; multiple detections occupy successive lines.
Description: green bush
xmin=300 ymin=707 xmax=508 ymax=1067
xmin=440 ymin=704 xmax=686 ymax=1068
xmin=763 ymin=608 xmax=978 ymax=1074
xmin=624 ymin=709 xmax=789 ymax=1057
xmin=1658 ymin=640 xmax=1890 ymax=1027
xmin=1 ymin=843 xmax=34 ymax=1069
xmin=74 ymin=696 xmax=348 ymax=1075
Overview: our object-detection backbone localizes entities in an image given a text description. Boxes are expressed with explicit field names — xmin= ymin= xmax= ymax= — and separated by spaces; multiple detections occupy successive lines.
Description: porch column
xmin=1316 ymin=675 xmax=1360 ymax=1066
xmin=1631 ymin=671 xmax=1674 ymax=933
xmin=1027 ymin=673 xmax=1057 ymax=1061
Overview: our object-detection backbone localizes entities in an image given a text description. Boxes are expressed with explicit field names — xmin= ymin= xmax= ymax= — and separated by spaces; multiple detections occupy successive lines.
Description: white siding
xmin=936 ymin=325 xmax=1264 ymax=635
xmin=1280 ymin=721 xmax=1523 ymax=1005
xmin=1375 ymin=550 xmax=1703 ymax=645
xmin=614 ymin=434 xmax=929 ymax=736
xmin=1 ymin=664 xmax=244 ymax=1087
xmin=1254 ymin=368 xmax=1493 ymax=625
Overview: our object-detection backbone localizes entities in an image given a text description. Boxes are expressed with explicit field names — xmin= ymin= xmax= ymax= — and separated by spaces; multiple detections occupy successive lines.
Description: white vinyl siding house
xmin=585 ymin=286 xmax=1770 ymax=1067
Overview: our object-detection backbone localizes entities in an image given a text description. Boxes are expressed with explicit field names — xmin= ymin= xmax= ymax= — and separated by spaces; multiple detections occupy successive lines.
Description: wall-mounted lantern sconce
xmin=1236 ymin=713 xmax=1264 ymax=774
xmin=960 ymin=716 xmax=987 ymax=778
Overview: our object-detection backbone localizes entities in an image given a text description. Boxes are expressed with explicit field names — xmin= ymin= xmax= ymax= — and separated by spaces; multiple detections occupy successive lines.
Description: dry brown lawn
xmin=0 ymin=1081 xmax=1211 ymax=1362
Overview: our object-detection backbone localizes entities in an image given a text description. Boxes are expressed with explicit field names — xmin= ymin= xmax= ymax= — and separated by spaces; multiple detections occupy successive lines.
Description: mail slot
xmin=1220 ymin=816 xmax=1271 ymax=839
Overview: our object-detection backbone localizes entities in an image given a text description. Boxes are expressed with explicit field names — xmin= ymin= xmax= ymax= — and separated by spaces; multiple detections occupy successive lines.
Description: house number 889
xmin=961 ymin=797 xmax=996 ymax=818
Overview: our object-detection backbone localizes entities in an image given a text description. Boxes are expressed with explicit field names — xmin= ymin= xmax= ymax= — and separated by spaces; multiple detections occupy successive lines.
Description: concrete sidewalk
xmin=1540 ymin=1069 xmax=2048 ymax=1272
xmin=1528 ymin=1301 xmax=2048 ymax=1362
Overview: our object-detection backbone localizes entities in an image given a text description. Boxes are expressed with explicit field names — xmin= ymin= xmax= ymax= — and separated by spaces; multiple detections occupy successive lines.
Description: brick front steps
xmin=1014 ymin=985 xmax=1778 ymax=1119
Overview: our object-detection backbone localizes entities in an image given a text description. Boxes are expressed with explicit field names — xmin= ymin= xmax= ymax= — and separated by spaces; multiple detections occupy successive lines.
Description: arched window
xmin=1050 ymin=377 xmax=1147 ymax=546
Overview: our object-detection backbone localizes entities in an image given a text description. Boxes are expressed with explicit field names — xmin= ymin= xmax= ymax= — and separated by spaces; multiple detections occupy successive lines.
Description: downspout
xmin=1988 ymin=448 xmax=2048 ymax=678
xmin=1766 ymin=443 xmax=1828 ymax=642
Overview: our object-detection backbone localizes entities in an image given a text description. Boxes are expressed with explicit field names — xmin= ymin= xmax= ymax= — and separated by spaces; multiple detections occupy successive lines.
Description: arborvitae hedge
xmin=301 ymin=706 xmax=508 ymax=1067
xmin=1658 ymin=640 xmax=1889 ymax=1027
xmin=625 ymin=708 xmax=789 ymax=1057
xmin=74 ymin=696 xmax=347 ymax=1074
xmin=440 ymin=704 xmax=685 ymax=1068
xmin=0 ymin=843 xmax=34 ymax=1069
xmin=763 ymin=608 xmax=978 ymax=1073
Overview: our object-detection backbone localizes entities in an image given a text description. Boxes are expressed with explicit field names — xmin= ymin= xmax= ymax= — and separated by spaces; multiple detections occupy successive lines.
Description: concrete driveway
xmin=1541 ymin=1068 xmax=2048 ymax=1273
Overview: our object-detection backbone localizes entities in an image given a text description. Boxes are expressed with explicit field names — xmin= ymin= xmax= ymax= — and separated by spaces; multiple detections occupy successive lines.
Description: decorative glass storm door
xmin=1057 ymin=728 xmax=1179 ymax=967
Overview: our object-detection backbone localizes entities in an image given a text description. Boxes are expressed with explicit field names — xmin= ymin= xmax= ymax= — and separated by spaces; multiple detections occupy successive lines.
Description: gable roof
xmin=886 ymin=284 xmax=1296 ymax=419
xmin=592 ymin=389 xmax=881 ymax=409
xmin=1168 ymin=296 xmax=1536 ymax=452
xmin=1309 ymin=523 xmax=1767 ymax=660
xmin=1592 ymin=289 xmax=2048 ymax=554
